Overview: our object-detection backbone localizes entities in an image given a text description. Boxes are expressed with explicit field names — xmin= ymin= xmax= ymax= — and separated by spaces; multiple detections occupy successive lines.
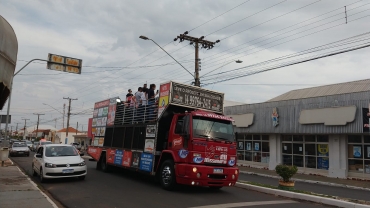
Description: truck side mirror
xmin=182 ymin=115 xmax=190 ymax=140
xmin=235 ymin=132 xmax=239 ymax=142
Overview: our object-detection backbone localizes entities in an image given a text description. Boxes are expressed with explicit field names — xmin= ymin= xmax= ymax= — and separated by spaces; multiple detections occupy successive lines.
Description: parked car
xmin=70 ymin=142 xmax=82 ymax=151
xmin=9 ymin=142 xmax=30 ymax=157
xmin=32 ymin=144 xmax=86 ymax=182
xmin=32 ymin=142 xmax=39 ymax=152
xmin=36 ymin=141 xmax=52 ymax=152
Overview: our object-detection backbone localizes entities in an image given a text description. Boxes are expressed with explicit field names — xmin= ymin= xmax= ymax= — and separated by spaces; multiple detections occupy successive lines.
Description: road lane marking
xmin=188 ymin=200 xmax=297 ymax=208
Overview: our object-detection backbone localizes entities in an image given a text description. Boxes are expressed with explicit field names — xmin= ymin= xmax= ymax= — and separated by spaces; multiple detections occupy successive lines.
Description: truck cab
xmin=158 ymin=110 xmax=238 ymax=189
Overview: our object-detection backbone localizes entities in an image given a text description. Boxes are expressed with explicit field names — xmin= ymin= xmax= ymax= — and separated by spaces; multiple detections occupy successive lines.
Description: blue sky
xmin=1 ymin=0 xmax=370 ymax=130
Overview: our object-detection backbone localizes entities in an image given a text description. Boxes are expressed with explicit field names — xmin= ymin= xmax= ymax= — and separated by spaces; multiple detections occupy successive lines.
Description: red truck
xmin=88 ymin=81 xmax=239 ymax=190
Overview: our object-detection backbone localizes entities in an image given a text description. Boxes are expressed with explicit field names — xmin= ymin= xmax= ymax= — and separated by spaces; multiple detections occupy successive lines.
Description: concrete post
xmin=328 ymin=135 xmax=347 ymax=178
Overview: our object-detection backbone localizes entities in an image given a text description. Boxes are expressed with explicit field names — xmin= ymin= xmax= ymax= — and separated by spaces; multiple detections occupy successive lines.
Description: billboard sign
xmin=47 ymin=53 xmax=82 ymax=74
xmin=171 ymin=82 xmax=224 ymax=113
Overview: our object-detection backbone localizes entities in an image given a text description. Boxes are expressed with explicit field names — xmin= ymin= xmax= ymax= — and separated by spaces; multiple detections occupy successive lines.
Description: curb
xmin=236 ymin=182 xmax=370 ymax=208
xmin=11 ymin=159 xmax=59 ymax=208
xmin=240 ymin=171 xmax=370 ymax=192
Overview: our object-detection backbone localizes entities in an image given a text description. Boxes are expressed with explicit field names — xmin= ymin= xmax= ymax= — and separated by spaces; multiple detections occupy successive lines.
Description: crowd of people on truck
xmin=122 ymin=83 xmax=159 ymax=123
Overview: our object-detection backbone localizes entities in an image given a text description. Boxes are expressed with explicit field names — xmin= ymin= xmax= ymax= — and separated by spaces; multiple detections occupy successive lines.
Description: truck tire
xmin=100 ymin=153 xmax=110 ymax=172
xmin=160 ymin=159 xmax=177 ymax=191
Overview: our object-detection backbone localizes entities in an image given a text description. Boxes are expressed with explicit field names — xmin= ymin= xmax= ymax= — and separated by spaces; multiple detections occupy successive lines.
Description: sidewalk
xmin=0 ymin=159 xmax=58 ymax=208
xmin=237 ymin=166 xmax=370 ymax=202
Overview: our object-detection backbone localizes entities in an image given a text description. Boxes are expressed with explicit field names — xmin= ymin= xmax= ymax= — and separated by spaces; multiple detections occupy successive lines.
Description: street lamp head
xmin=139 ymin=35 xmax=149 ymax=40
xmin=235 ymin=60 xmax=243 ymax=63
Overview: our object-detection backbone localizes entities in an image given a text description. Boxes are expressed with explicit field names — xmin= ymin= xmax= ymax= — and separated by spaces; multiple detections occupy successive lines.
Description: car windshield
xmin=193 ymin=116 xmax=234 ymax=141
xmin=26 ymin=141 xmax=32 ymax=144
xmin=13 ymin=143 xmax=27 ymax=147
xmin=45 ymin=146 xmax=79 ymax=157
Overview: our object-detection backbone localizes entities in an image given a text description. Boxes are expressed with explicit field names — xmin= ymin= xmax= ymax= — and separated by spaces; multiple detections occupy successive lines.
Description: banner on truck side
xmin=158 ymin=82 xmax=171 ymax=118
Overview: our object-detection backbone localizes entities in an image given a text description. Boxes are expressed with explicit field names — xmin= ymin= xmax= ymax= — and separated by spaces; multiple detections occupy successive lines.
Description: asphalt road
xmin=238 ymin=173 xmax=370 ymax=201
xmin=11 ymin=152 xmax=328 ymax=208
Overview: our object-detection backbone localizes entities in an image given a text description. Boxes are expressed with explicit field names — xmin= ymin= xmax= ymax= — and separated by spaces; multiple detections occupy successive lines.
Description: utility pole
xmin=22 ymin=118 xmax=30 ymax=140
xmin=174 ymin=32 xmax=220 ymax=86
xmin=33 ymin=113 xmax=44 ymax=140
xmin=63 ymin=103 xmax=66 ymax=128
xmin=76 ymin=122 xmax=78 ymax=135
xmin=63 ymin=97 xmax=77 ymax=144
xmin=54 ymin=118 xmax=57 ymax=128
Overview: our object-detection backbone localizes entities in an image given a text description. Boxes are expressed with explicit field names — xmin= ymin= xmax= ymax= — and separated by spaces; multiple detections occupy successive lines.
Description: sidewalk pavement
xmin=0 ymin=159 xmax=58 ymax=208
xmin=238 ymin=166 xmax=370 ymax=189
xmin=237 ymin=166 xmax=370 ymax=203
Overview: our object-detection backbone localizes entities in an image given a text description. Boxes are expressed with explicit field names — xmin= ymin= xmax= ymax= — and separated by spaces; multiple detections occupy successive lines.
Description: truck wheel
xmin=100 ymin=154 xmax=110 ymax=172
xmin=160 ymin=160 xmax=177 ymax=191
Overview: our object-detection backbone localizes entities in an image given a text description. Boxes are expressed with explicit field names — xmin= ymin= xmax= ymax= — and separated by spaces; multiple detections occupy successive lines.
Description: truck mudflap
xmin=87 ymin=146 xmax=103 ymax=161
xmin=175 ymin=163 xmax=239 ymax=187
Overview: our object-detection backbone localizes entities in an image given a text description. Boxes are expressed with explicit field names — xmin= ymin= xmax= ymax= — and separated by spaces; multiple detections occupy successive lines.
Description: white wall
xmin=55 ymin=132 xmax=84 ymax=144
xmin=328 ymin=135 xmax=347 ymax=178
xmin=269 ymin=134 xmax=281 ymax=170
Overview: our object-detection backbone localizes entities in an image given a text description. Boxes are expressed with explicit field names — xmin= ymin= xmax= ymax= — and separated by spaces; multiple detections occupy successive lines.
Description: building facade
xmin=225 ymin=79 xmax=370 ymax=179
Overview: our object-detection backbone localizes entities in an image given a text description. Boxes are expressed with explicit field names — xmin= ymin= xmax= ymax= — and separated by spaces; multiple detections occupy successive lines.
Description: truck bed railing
xmin=114 ymin=98 xmax=159 ymax=125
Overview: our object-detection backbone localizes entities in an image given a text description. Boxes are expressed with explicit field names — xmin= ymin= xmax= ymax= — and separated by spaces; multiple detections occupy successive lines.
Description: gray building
xmin=225 ymin=79 xmax=370 ymax=179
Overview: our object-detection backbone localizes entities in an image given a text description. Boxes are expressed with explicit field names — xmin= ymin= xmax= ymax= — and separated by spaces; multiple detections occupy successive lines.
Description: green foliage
xmin=275 ymin=164 xmax=298 ymax=182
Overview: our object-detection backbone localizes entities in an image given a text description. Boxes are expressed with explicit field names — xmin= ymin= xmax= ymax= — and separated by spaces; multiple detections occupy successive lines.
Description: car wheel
xmin=32 ymin=164 xmax=37 ymax=176
xmin=40 ymin=168 xmax=46 ymax=183
xmin=78 ymin=176 xmax=85 ymax=180
xmin=160 ymin=159 xmax=177 ymax=191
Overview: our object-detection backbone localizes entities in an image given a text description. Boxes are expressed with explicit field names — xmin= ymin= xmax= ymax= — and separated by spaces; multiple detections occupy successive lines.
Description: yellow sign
xmin=158 ymin=95 xmax=169 ymax=108
xmin=317 ymin=144 xmax=329 ymax=155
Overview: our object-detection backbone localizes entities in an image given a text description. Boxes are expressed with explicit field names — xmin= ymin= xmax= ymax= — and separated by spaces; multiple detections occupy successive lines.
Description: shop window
xmin=305 ymin=156 xmax=316 ymax=168
xmin=262 ymin=142 xmax=270 ymax=152
xmin=253 ymin=135 xmax=261 ymax=140
xmin=348 ymin=136 xmax=370 ymax=174
xmin=317 ymin=135 xmax=329 ymax=143
xmin=305 ymin=144 xmax=316 ymax=155
xmin=348 ymin=135 xmax=362 ymax=143
xmin=364 ymin=136 xmax=370 ymax=144
xmin=293 ymin=135 xmax=303 ymax=142
xmin=237 ymin=134 xmax=269 ymax=163
xmin=282 ymin=143 xmax=292 ymax=154
xmin=282 ymin=135 xmax=329 ymax=170
xmin=305 ymin=135 xmax=315 ymax=142
xmin=282 ymin=135 xmax=292 ymax=141
xmin=293 ymin=143 xmax=303 ymax=155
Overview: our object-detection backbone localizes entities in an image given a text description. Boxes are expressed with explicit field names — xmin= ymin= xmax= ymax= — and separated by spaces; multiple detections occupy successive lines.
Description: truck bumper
xmin=175 ymin=163 xmax=239 ymax=187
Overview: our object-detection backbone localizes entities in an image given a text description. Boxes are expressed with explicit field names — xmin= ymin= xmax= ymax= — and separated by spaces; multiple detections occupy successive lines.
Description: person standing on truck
xmin=147 ymin=84 xmax=158 ymax=121
xmin=135 ymin=87 xmax=145 ymax=122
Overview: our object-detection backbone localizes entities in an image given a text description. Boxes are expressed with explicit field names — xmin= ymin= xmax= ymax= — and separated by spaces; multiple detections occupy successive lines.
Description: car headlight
xmin=45 ymin=163 xmax=56 ymax=168
xmin=79 ymin=161 xmax=86 ymax=166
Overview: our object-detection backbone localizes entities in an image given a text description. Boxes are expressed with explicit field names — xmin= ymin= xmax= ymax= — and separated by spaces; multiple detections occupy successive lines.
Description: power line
xmin=206 ymin=0 xmax=288 ymax=37
xmin=189 ymin=0 xmax=252 ymax=32
xmin=202 ymin=41 xmax=370 ymax=86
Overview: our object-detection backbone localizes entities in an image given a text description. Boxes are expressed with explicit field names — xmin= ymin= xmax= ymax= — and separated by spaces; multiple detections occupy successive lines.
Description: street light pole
xmin=139 ymin=35 xmax=194 ymax=79
xmin=4 ymin=59 xmax=48 ymax=140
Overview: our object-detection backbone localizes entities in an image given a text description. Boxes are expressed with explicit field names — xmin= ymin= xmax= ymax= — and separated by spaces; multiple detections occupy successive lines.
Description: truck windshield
xmin=193 ymin=116 xmax=234 ymax=141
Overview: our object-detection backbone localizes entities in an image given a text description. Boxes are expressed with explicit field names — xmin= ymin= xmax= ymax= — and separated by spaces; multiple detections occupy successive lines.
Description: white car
xmin=32 ymin=144 xmax=87 ymax=182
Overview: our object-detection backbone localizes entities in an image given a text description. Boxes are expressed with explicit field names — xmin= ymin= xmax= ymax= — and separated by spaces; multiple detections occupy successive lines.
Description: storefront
xmin=225 ymin=79 xmax=370 ymax=179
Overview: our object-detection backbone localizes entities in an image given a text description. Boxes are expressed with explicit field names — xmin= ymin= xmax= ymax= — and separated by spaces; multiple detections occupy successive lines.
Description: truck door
xmin=169 ymin=115 xmax=184 ymax=150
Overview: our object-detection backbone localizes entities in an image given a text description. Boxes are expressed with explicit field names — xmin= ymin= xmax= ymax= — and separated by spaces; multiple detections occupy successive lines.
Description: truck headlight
xmin=79 ymin=161 xmax=86 ymax=166
xmin=45 ymin=163 xmax=56 ymax=168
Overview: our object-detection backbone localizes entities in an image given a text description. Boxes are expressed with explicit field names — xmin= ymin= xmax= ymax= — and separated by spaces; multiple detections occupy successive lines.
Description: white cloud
xmin=1 ymin=0 xmax=370 ymax=129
